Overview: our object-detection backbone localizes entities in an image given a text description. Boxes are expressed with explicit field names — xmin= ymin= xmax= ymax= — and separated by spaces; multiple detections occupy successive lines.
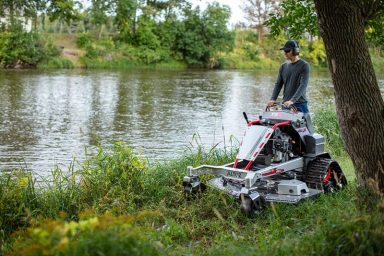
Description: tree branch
xmin=358 ymin=0 xmax=382 ymax=20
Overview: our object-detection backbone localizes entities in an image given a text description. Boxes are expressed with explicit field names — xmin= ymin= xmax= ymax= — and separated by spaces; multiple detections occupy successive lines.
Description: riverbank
xmin=42 ymin=31 xmax=384 ymax=72
xmin=1 ymin=144 xmax=383 ymax=255
xmin=2 ymin=30 xmax=384 ymax=72
xmin=1 ymin=109 xmax=384 ymax=255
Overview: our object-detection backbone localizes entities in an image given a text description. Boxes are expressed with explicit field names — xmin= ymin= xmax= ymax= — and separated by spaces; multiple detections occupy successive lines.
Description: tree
xmin=314 ymin=0 xmax=384 ymax=205
xmin=266 ymin=0 xmax=384 ymax=206
xmin=175 ymin=3 xmax=234 ymax=67
xmin=46 ymin=0 xmax=81 ymax=24
xmin=89 ymin=0 xmax=113 ymax=38
xmin=0 ymin=0 xmax=46 ymax=30
xmin=114 ymin=0 xmax=138 ymax=41
xmin=242 ymin=0 xmax=281 ymax=43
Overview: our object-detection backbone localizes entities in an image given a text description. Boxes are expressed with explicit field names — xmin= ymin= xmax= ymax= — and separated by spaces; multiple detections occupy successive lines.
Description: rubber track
xmin=305 ymin=158 xmax=334 ymax=189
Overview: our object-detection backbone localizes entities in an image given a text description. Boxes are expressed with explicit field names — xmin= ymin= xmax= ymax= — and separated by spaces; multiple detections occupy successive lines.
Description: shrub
xmin=0 ymin=27 xmax=45 ymax=67
xmin=75 ymin=33 xmax=92 ymax=48
xmin=241 ymin=42 xmax=260 ymax=61
xmin=84 ymin=44 xmax=101 ymax=59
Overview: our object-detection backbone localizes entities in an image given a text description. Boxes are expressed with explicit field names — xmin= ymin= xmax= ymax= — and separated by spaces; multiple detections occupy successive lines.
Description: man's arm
xmin=290 ymin=63 xmax=310 ymax=103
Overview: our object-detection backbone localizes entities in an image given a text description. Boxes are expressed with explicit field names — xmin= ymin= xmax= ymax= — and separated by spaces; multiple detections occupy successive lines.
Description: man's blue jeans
xmin=294 ymin=102 xmax=309 ymax=113
xmin=283 ymin=102 xmax=309 ymax=113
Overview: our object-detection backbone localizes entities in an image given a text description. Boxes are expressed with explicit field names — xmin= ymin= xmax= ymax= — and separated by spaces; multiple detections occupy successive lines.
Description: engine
xmin=270 ymin=128 xmax=294 ymax=162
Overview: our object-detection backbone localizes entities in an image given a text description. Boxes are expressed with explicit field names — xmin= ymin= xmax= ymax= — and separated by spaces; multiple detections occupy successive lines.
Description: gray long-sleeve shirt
xmin=271 ymin=59 xmax=310 ymax=103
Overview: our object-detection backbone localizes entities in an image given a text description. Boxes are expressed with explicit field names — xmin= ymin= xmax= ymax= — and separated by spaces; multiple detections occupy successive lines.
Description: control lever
xmin=243 ymin=112 xmax=249 ymax=124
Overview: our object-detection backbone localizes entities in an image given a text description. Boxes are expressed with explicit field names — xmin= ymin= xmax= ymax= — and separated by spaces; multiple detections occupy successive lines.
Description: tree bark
xmin=314 ymin=0 xmax=384 ymax=207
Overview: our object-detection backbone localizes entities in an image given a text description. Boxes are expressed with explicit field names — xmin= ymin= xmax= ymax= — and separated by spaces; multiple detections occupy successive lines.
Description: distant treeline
xmin=0 ymin=1 xmax=234 ymax=68
xmin=0 ymin=0 xmax=383 ymax=70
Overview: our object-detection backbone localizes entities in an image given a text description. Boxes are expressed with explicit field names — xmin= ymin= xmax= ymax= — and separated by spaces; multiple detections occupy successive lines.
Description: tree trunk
xmin=98 ymin=24 xmax=104 ymax=39
xmin=314 ymin=0 xmax=384 ymax=207
xmin=257 ymin=24 xmax=263 ymax=44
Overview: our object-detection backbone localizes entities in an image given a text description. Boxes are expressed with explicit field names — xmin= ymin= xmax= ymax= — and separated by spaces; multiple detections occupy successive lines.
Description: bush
xmin=75 ymin=33 xmax=92 ymax=48
xmin=0 ymin=27 xmax=45 ymax=67
xmin=241 ymin=42 xmax=260 ymax=61
xmin=84 ymin=44 xmax=101 ymax=59
xmin=299 ymin=39 xmax=327 ymax=66
xmin=42 ymin=40 xmax=61 ymax=58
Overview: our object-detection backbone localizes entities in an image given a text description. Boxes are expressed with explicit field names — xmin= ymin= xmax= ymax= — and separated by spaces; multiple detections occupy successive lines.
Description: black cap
xmin=280 ymin=40 xmax=297 ymax=51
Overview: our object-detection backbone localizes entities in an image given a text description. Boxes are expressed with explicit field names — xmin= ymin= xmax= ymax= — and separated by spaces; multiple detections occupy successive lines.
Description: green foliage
xmin=134 ymin=46 xmax=170 ymax=64
xmin=0 ymin=24 xmax=65 ymax=68
xmin=265 ymin=0 xmax=318 ymax=39
xmin=75 ymin=32 xmax=92 ymax=48
xmin=9 ymin=212 xmax=163 ymax=256
xmin=0 ymin=28 xmax=44 ymax=67
xmin=265 ymin=0 xmax=384 ymax=48
xmin=38 ymin=57 xmax=74 ymax=68
xmin=299 ymin=38 xmax=327 ymax=66
xmin=80 ymin=142 xmax=147 ymax=212
xmin=175 ymin=3 xmax=235 ymax=67
xmin=0 ymin=171 xmax=38 ymax=236
xmin=312 ymin=107 xmax=346 ymax=156
xmin=46 ymin=0 xmax=80 ymax=24
xmin=135 ymin=15 xmax=160 ymax=50
xmin=241 ymin=42 xmax=260 ymax=61
xmin=89 ymin=0 xmax=113 ymax=27
xmin=366 ymin=16 xmax=384 ymax=47
xmin=84 ymin=44 xmax=101 ymax=59
xmin=114 ymin=0 xmax=138 ymax=42
xmin=217 ymin=29 xmax=283 ymax=69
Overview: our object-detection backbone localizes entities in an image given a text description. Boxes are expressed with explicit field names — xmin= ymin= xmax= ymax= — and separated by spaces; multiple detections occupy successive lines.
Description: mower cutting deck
xmin=183 ymin=105 xmax=347 ymax=216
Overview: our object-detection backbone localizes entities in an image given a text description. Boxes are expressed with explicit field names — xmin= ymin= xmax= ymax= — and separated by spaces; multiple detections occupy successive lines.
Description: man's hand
xmin=267 ymin=100 xmax=276 ymax=107
xmin=283 ymin=100 xmax=294 ymax=107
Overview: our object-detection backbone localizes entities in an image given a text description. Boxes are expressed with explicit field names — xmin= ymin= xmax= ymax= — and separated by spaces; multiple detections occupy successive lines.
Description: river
xmin=0 ymin=69 xmax=383 ymax=175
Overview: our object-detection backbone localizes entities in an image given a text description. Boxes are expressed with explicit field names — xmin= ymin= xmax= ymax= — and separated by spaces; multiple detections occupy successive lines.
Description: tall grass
xmin=37 ymin=57 xmax=74 ymax=69
xmin=312 ymin=106 xmax=346 ymax=157
xmin=81 ymin=57 xmax=187 ymax=70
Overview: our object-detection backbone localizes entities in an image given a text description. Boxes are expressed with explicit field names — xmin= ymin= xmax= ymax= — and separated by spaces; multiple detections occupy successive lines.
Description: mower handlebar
xmin=265 ymin=102 xmax=298 ymax=113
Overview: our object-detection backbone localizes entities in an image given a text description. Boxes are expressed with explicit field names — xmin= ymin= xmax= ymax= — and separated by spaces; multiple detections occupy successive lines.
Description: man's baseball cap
xmin=280 ymin=40 xmax=296 ymax=51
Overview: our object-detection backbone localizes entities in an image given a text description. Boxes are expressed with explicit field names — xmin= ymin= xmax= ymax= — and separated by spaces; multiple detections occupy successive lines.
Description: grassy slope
xmin=1 ymin=144 xmax=383 ymax=255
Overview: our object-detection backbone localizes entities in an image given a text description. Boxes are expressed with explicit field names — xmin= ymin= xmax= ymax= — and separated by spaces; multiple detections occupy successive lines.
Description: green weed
xmin=312 ymin=106 xmax=346 ymax=157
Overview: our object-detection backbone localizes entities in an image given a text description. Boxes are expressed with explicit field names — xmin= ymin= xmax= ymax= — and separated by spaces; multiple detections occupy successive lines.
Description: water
xmin=0 ymin=69 xmax=383 ymax=175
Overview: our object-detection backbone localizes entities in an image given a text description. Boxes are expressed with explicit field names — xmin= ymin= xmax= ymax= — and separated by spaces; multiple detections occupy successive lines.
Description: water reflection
xmin=0 ymin=69 xmax=383 ymax=175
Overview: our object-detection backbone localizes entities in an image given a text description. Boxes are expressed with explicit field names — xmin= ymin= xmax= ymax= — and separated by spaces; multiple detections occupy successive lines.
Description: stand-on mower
xmin=183 ymin=104 xmax=347 ymax=216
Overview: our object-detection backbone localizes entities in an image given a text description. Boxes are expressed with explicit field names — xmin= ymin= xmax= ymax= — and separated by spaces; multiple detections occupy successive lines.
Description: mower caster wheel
xmin=240 ymin=193 xmax=266 ymax=217
xmin=183 ymin=176 xmax=206 ymax=195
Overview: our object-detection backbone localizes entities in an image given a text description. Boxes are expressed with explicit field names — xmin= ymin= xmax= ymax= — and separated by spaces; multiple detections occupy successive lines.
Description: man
xmin=267 ymin=40 xmax=310 ymax=113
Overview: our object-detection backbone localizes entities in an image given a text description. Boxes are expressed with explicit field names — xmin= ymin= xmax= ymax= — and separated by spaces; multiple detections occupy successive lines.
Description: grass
xmin=1 ymin=112 xmax=384 ymax=255
xmin=37 ymin=57 xmax=75 ymax=69
xmin=312 ymin=106 xmax=346 ymax=157
xmin=1 ymin=146 xmax=383 ymax=255
xmin=81 ymin=57 xmax=187 ymax=70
